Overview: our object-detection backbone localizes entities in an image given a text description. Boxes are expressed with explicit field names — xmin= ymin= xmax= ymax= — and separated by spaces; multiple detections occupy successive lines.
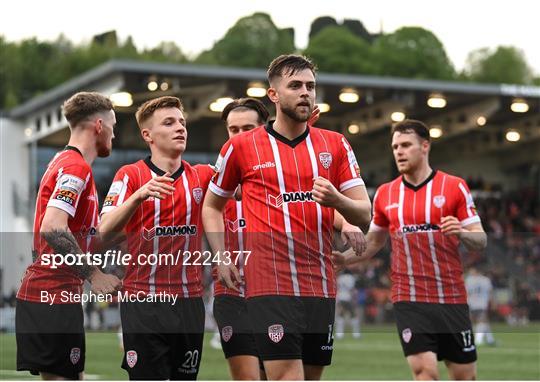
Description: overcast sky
xmin=2 ymin=0 xmax=539 ymax=75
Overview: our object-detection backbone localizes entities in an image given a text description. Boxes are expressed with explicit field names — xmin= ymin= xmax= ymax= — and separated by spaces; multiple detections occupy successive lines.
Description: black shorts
xmin=16 ymin=299 xmax=85 ymax=379
xmin=120 ymin=298 xmax=205 ymax=380
xmin=247 ymin=296 xmax=335 ymax=366
xmin=393 ymin=302 xmax=477 ymax=364
xmin=213 ymin=295 xmax=259 ymax=358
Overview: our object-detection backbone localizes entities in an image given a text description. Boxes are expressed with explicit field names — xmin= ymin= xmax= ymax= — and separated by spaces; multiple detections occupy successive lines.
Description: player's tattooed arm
xmin=41 ymin=227 xmax=93 ymax=279
xmin=41 ymin=206 xmax=122 ymax=293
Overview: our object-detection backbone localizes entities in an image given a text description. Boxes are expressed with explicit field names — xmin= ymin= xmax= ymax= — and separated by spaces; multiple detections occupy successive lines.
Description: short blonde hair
xmin=135 ymin=96 xmax=184 ymax=129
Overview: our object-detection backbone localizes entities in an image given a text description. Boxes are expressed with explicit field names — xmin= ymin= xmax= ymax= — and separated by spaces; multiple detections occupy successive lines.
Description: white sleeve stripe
xmin=73 ymin=173 xmax=90 ymax=212
xmin=461 ymin=215 xmax=481 ymax=227
xmin=458 ymin=183 xmax=475 ymax=217
xmin=47 ymin=199 xmax=76 ymax=218
xmin=209 ymin=182 xmax=235 ymax=198
xmin=341 ymin=137 xmax=357 ymax=178
xmin=117 ymin=174 xmax=130 ymax=206
xmin=339 ymin=178 xmax=364 ymax=192
xmin=369 ymin=222 xmax=388 ymax=232
xmin=217 ymin=144 xmax=234 ymax=187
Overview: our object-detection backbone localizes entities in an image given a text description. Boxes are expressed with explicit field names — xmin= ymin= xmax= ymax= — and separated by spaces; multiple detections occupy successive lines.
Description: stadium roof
xmin=7 ymin=59 xmax=540 ymax=175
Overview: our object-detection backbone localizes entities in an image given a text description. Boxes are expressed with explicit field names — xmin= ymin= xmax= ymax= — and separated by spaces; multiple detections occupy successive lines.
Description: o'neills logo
xmin=401 ymin=223 xmax=440 ymax=233
xmin=268 ymin=191 xmax=314 ymax=208
xmin=143 ymin=225 xmax=197 ymax=240
xmin=253 ymin=161 xmax=276 ymax=171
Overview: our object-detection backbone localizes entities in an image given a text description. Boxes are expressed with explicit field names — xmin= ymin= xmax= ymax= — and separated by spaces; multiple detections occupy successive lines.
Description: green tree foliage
xmin=309 ymin=16 xmax=339 ymax=40
xmin=0 ymin=33 xmax=187 ymax=109
xmin=194 ymin=12 xmax=295 ymax=68
xmin=371 ymin=27 xmax=456 ymax=80
xmin=342 ymin=19 xmax=374 ymax=43
xmin=463 ymin=46 xmax=534 ymax=84
xmin=304 ymin=26 xmax=374 ymax=74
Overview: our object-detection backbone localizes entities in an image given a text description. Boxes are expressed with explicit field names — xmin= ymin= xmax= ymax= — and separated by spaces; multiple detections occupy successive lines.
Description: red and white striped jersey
xmin=213 ymin=197 xmax=247 ymax=297
xmin=210 ymin=122 xmax=365 ymax=298
xmin=18 ymin=147 xmax=99 ymax=303
xmin=101 ymin=157 xmax=213 ymax=297
xmin=370 ymin=170 xmax=481 ymax=304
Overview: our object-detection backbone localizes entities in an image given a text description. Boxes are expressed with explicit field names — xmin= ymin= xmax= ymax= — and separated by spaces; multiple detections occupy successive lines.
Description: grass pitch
xmin=1 ymin=324 xmax=538 ymax=380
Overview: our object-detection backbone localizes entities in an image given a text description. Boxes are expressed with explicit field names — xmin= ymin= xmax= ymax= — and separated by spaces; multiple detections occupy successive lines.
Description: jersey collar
xmin=265 ymin=120 xmax=309 ymax=148
xmin=64 ymin=145 xmax=83 ymax=157
xmin=402 ymin=170 xmax=437 ymax=192
xmin=144 ymin=156 xmax=184 ymax=181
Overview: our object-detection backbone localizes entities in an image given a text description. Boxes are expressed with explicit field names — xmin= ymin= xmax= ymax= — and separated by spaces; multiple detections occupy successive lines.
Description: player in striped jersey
xmin=212 ymin=97 xmax=270 ymax=380
xmin=16 ymin=92 xmax=121 ymax=380
xmin=203 ymin=55 xmax=372 ymax=380
xmin=335 ymin=119 xmax=487 ymax=380
xmin=99 ymin=96 xmax=213 ymax=380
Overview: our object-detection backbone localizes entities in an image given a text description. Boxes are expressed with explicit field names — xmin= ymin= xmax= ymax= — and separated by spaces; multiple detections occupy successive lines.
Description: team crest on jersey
xmin=126 ymin=350 xmax=138 ymax=368
xmin=433 ymin=195 xmax=446 ymax=208
xmin=222 ymin=326 xmax=233 ymax=342
xmin=70 ymin=347 xmax=81 ymax=365
xmin=402 ymin=328 xmax=412 ymax=343
xmin=226 ymin=218 xmax=246 ymax=232
xmin=268 ymin=324 xmax=284 ymax=343
xmin=319 ymin=152 xmax=332 ymax=169
xmin=192 ymin=187 xmax=203 ymax=204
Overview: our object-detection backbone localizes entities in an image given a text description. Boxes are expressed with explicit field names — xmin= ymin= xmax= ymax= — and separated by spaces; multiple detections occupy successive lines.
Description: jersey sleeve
xmin=101 ymin=166 xmax=136 ymax=214
xmin=455 ymin=179 xmax=481 ymax=227
xmin=369 ymin=187 xmax=390 ymax=232
xmin=336 ymin=135 xmax=365 ymax=192
xmin=209 ymin=139 xmax=242 ymax=199
xmin=47 ymin=162 xmax=91 ymax=218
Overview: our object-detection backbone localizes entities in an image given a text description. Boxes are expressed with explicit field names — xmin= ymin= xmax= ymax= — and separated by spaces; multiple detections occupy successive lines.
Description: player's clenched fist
xmin=134 ymin=172 xmax=175 ymax=201
xmin=440 ymin=216 xmax=462 ymax=236
xmin=312 ymin=176 xmax=341 ymax=207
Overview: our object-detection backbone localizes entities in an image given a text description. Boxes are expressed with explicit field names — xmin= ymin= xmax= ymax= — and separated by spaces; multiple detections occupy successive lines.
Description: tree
xmin=342 ymin=19 xmax=373 ymax=43
xmin=464 ymin=46 xmax=533 ymax=84
xmin=304 ymin=26 xmax=374 ymax=74
xmin=309 ymin=16 xmax=338 ymax=40
xmin=372 ymin=27 xmax=455 ymax=80
xmin=142 ymin=41 xmax=187 ymax=63
xmin=194 ymin=12 xmax=295 ymax=68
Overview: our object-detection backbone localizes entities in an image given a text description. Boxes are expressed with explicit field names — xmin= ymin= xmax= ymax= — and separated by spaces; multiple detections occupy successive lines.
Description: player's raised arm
xmin=98 ymin=171 xmax=174 ymax=243
xmin=440 ymin=179 xmax=487 ymax=251
xmin=313 ymin=177 xmax=371 ymax=231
